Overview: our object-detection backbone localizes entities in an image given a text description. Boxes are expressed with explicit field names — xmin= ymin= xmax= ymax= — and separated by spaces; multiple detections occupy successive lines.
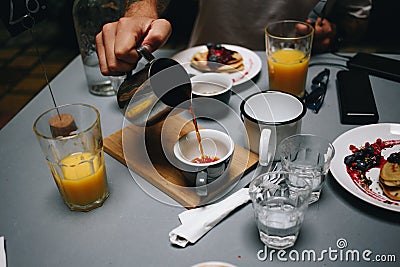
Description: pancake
xmin=379 ymin=161 xmax=400 ymax=187
xmin=190 ymin=45 xmax=244 ymax=73
xmin=379 ymin=180 xmax=400 ymax=201
xmin=379 ymin=161 xmax=400 ymax=201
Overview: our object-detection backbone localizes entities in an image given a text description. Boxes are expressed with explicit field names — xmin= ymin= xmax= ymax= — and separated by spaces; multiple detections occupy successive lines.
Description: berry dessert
xmin=379 ymin=152 xmax=400 ymax=201
xmin=344 ymin=138 xmax=400 ymax=201
xmin=191 ymin=43 xmax=244 ymax=73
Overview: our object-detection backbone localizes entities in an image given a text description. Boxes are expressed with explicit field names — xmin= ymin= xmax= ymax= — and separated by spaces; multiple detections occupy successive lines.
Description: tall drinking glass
xmin=33 ymin=103 xmax=109 ymax=211
xmin=73 ymin=0 xmax=124 ymax=96
xmin=265 ymin=20 xmax=314 ymax=98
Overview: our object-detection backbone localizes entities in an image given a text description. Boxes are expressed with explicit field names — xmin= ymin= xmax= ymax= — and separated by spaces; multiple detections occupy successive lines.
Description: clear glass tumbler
xmin=278 ymin=134 xmax=335 ymax=204
xmin=249 ymin=171 xmax=312 ymax=249
xmin=73 ymin=0 xmax=123 ymax=96
xmin=33 ymin=103 xmax=109 ymax=211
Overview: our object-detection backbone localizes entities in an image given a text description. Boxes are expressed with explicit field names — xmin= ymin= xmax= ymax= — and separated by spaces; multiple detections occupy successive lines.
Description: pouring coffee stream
xmin=119 ymin=46 xmax=218 ymax=161
xmin=189 ymin=106 xmax=218 ymax=163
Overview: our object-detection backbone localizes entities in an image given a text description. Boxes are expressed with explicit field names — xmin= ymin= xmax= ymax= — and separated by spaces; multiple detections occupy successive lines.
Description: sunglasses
xmin=304 ymin=68 xmax=330 ymax=113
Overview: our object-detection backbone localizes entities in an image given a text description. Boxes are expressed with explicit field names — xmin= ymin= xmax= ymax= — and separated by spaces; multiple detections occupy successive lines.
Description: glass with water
xmin=73 ymin=0 xmax=124 ymax=96
xmin=278 ymin=134 xmax=335 ymax=204
xmin=249 ymin=171 xmax=312 ymax=249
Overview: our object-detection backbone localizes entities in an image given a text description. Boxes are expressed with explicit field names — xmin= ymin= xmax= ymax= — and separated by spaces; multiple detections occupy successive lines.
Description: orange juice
xmin=52 ymin=151 xmax=108 ymax=210
xmin=267 ymin=49 xmax=310 ymax=97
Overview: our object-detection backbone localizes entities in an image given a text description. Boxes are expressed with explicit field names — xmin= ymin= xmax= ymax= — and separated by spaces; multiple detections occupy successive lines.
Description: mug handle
xmin=195 ymin=171 xmax=208 ymax=196
xmin=259 ymin=128 xmax=272 ymax=166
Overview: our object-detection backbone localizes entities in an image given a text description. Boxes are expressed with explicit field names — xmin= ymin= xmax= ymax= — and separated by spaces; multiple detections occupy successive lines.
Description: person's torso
xmin=189 ymin=0 xmax=334 ymax=50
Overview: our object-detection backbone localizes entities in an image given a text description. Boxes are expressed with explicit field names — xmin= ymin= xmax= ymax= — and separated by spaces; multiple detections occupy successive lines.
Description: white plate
xmin=171 ymin=44 xmax=262 ymax=86
xmin=331 ymin=123 xmax=400 ymax=212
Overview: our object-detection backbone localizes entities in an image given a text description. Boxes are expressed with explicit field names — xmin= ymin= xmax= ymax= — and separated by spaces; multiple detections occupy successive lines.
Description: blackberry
xmin=365 ymin=146 xmax=374 ymax=154
xmin=208 ymin=55 xmax=218 ymax=62
xmin=387 ymin=152 xmax=400 ymax=164
xmin=344 ymin=155 xmax=355 ymax=166
xmin=354 ymin=151 xmax=364 ymax=158
xmin=344 ymin=144 xmax=381 ymax=171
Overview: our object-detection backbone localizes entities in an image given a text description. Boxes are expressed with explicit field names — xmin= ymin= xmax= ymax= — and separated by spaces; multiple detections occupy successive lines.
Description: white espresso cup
xmin=240 ymin=91 xmax=306 ymax=165
xmin=191 ymin=72 xmax=233 ymax=105
xmin=190 ymin=73 xmax=233 ymax=118
xmin=173 ymin=129 xmax=235 ymax=196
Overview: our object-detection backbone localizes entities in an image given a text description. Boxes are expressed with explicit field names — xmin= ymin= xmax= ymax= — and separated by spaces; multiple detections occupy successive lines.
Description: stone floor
xmin=0 ymin=19 xmax=79 ymax=129
xmin=0 ymin=0 xmax=193 ymax=130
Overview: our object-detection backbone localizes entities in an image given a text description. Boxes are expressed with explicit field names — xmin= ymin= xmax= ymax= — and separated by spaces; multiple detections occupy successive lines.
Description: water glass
xmin=249 ymin=171 xmax=312 ymax=249
xmin=73 ymin=0 xmax=123 ymax=96
xmin=278 ymin=134 xmax=335 ymax=204
xmin=110 ymin=75 xmax=126 ymax=94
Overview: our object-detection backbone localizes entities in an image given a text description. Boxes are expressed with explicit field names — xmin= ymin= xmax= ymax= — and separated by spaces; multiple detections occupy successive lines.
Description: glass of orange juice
xmin=33 ymin=103 xmax=109 ymax=211
xmin=265 ymin=20 xmax=314 ymax=98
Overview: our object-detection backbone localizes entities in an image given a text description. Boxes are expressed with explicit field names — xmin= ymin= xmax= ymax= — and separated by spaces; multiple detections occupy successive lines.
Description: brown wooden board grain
xmin=103 ymin=115 xmax=258 ymax=208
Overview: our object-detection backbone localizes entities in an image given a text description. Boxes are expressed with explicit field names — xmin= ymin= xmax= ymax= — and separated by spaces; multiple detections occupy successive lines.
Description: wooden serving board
xmin=104 ymin=115 xmax=258 ymax=208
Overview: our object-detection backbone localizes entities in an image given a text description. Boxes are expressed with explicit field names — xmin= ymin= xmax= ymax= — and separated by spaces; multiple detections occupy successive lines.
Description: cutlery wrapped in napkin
xmin=1 ymin=236 xmax=6 ymax=267
xmin=169 ymin=188 xmax=250 ymax=247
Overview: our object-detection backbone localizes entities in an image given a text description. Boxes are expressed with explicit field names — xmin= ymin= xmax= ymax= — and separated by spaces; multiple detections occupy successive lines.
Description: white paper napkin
xmin=169 ymin=188 xmax=251 ymax=247
xmin=0 ymin=236 xmax=6 ymax=267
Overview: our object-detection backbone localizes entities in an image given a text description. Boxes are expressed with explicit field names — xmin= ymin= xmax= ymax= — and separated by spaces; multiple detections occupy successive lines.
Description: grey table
xmin=1 ymin=50 xmax=399 ymax=267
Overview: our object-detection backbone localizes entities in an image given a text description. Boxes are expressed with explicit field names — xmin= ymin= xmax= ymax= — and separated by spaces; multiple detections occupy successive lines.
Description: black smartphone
xmin=336 ymin=70 xmax=379 ymax=125
xmin=347 ymin=53 xmax=400 ymax=83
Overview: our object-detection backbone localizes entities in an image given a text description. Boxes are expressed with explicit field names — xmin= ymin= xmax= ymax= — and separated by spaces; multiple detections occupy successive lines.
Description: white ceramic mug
xmin=240 ymin=91 xmax=306 ymax=166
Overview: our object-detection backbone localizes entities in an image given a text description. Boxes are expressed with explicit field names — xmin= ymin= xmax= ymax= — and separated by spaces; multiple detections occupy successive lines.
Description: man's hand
xmin=308 ymin=17 xmax=337 ymax=53
xmin=96 ymin=17 xmax=171 ymax=76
